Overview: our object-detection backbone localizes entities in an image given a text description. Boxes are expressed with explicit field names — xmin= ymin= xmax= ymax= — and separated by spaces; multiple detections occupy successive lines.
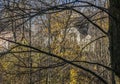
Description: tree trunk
xmin=109 ymin=0 xmax=120 ymax=77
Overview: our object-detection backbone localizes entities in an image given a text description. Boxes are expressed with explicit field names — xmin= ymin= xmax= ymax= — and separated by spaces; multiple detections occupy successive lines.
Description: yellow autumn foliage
xmin=70 ymin=68 xmax=77 ymax=84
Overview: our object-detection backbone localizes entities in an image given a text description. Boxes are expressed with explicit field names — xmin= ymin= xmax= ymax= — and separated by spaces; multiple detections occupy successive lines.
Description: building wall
xmin=0 ymin=31 xmax=13 ymax=51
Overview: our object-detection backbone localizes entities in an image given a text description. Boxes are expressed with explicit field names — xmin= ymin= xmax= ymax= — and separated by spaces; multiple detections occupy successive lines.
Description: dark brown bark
xmin=109 ymin=0 xmax=120 ymax=77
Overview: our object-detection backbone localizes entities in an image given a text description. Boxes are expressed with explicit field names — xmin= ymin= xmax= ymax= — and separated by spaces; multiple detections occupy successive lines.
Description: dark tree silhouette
xmin=109 ymin=0 xmax=120 ymax=78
